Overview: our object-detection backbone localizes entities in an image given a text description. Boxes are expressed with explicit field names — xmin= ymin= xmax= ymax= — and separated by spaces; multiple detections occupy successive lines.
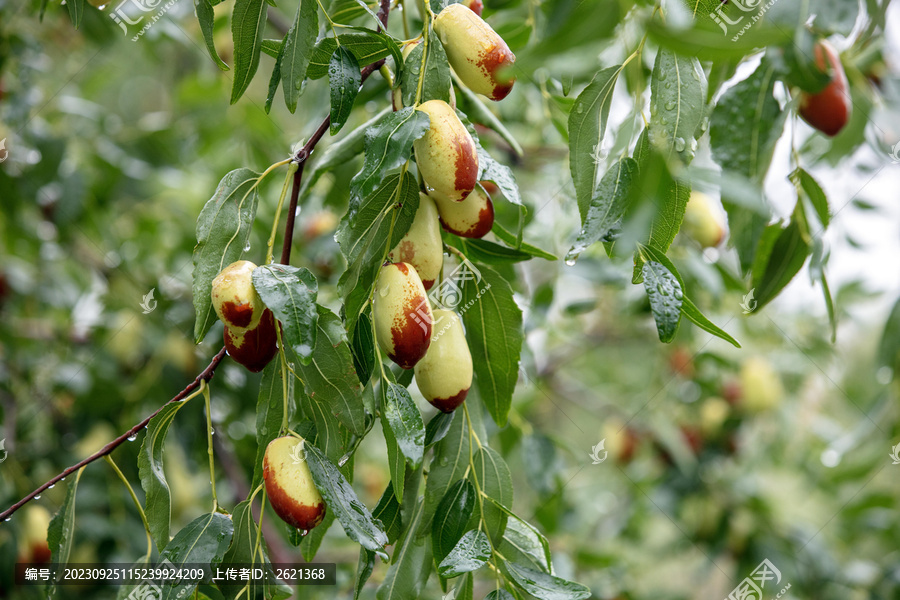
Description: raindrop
xmin=664 ymin=101 xmax=676 ymax=111
xmin=656 ymin=70 xmax=666 ymax=81
xmin=656 ymin=285 xmax=669 ymax=296
xmin=48 ymin=484 xmax=55 ymax=489
xmin=564 ymin=252 xmax=578 ymax=267
xmin=820 ymin=448 xmax=840 ymax=468
xmin=664 ymin=82 xmax=672 ymax=89
xmin=60 ymin=477 xmax=66 ymax=481
xmin=98 ymin=3 xmax=106 ymax=8
xmin=4 ymin=518 xmax=10 ymax=522
xmin=243 ymin=241 xmax=251 ymax=252
xmin=700 ymin=117 xmax=709 ymax=132
xmin=128 ymin=434 xmax=138 ymax=442
xmin=575 ymin=104 xmax=584 ymax=114
xmin=660 ymin=117 xmax=668 ymax=126
xmin=210 ymin=428 xmax=216 ymax=436
xmin=34 ymin=495 xmax=41 ymax=500
xmin=674 ymin=137 xmax=686 ymax=152
xmin=673 ymin=288 xmax=683 ymax=300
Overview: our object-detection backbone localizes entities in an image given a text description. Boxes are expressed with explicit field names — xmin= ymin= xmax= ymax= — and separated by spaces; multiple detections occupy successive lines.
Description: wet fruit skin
xmin=433 ymin=184 xmax=494 ymax=238
xmin=373 ymin=262 xmax=434 ymax=369
xmin=799 ymin=40 xmax=851 ymax=137
xmin=414 ymin=309 xmax=473 ymax=412
xmin=263 ymin=437 xmax=327 ymax=531
xmin=414 ymin=99 xmax=479 ymax=203
xmin=211 ymin=260 xmax=266 ymax=332
xmin=433 ymin=4 xmax=516 ymax=101
xmin=682 ymin=191 xmax=725 ymax=248
xmin=389 ymin=193 xmax=444 ymax=290
xmin=224 ymin=308 xmax=279 ymax=373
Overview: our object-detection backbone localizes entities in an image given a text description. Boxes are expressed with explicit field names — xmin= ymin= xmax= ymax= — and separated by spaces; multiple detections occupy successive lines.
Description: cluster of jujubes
xmin=799 ymin=40 xmax=851 ymax=137
xmin=372 ymin=2 xmax=516 ymax=413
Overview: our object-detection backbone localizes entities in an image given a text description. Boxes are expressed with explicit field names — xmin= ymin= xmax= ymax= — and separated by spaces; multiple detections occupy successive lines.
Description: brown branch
xmin=279 ymin=0 xmax=393 ymax=264
xmin=1 ymin=0 xmax=394 ymax=525
xmin=0 ymin=347 xmax=227 ymax=522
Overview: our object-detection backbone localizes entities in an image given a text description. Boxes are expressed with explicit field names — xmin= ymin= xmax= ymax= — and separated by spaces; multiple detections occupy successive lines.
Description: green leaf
xmin=383 ymin=414 xmax=406 ymax=500
xmin=300 ymin=107 xmax=391 ymax=198
xmin=220 ymin=501 xmax=280 ymax=600
xmin=566 ymin=158 xmax=637 ymax=263
xmin=138 ymin=400 xmax=189 ymax=551
xmin=355 ymin=549 xmax=376 ymax=600
xmin=499 ymin=511 xmax=553 ymax=573
xmin=770 ymin=31 xmax=831 ymax=93
xmin=424 ymin=411 xmax=455 ymax=448
xmin=195 ymin=0 xmax=230 ymax=70
xmin=299 ymin=512 xmax=335 ymax=561
xmin=421 ymin=404 xmax=473 ymax=532
xmin=337 ymin=172 xmax=420 ymax=336
xmin=381 ymin=381 xmax=425 ymax=468
xmin=157 ymin=513 xmax=234 ymax=600
xmin=792 ymin=167 xmax=830 ymax=229
xmin=66 ymin=0 xmax=84 ymax=28
xmin=461 ymin=265 xmax=523 ymax=427
xmin=878 ymin=298 xmax=900 ymax=370
xmin=646 ymin=19 xmax=791 ymax=61
xmin=469 ymin=446 xmax=513 ymax=542
xmin=449 ymin=237 xmax=536 ymax=265
xmin=456 ymin=114 xmax=523 ymax=206
xmin=265 ymin=40 xmax=285 ymax=115
xmin=308 ymin=34 xmax=394 ymax=80
xmin=230 ymin=0 xmax=269 ymax=104
xmin=304 ymin=442 xmax=389 ymax=551
xmin=350 ymin=309 xmax=376 ymax=385
xmin=491 ymin=223 xmax=557 ymax=261
xmin=648 ymin=49 xmax=707 ymax=164
xmin=250 ymin=360 xmax=290 ymax=491
xmin=47 ymin=467 xmax=83 ymax=595
xmin=710 ymin=58 xmax=783 ymax=182
xmin=252 ymin=265 xmax=319 ymax=364
xmin=432 ymin=478 xmax=476 ymax=567
xmin=485 ymin=591 xmax=516 ymax=600
xmin=295 ymin=306 xmax=366 ymax=436
xmin=567 ymin=65 xmax=622 ymax=220
xmin=349 ymin=107 xmax=430 ymax=206
xmin=280 ymin=0 xmax=319 ymax=112
xmin=641 ymin=260 xmax=683 ymax=343
xmin=400 ymin=37 xmax=451 ymax=107
xmin=438 ymin=530 xmax=491 ymax=578
xmin=373 ymin=483 xmax=403 ymax=544
xmin=638 ymin=243 xmax=740 ymax=348
xmin=750 ymin=220 xmax=811 ymax=311
xmin=330 ymin=47 xmax=362 ymax=135
xmin=504 ymin=562 xmax=591 ymax=600
xmin=192 ymin=168 xmax=259 ymax=343
xmin=376 ymin=499 xmax=432 ymax=600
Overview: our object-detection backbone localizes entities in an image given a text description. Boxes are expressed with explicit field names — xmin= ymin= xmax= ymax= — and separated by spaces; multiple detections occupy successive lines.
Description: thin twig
xmin=0 ymin=347 xmax=227 ymax=522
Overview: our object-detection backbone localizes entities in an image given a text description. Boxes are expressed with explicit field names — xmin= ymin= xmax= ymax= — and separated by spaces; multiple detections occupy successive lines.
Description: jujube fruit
xmin=263 ymin=436 xmax=327 ymax=531
xmin=211 ymin=260 xmax=266 ymax=333
xmin=681 ymin=191 xmax=725 ymax=248
xmin=433 ymin=4 xmax=516 ymax=101
xmin=223 ymin=308 xmax=279 ymax=373
xmin=388 ymin=193 xmax=444 ymax=290
xmin=413 ymin=99 xmax=479 ymax=203
xmin=17 ymin=505 xmax=52 ymax=564
xmin=799 ymin=40 xmax=851 ymax=137
xmin=373 ymin=262 xmax=434 ymax=369
xmin=739 ymin=357 xmax=783 ymax=413
xmin=433 ymin=184 xmax=494 ymax=238
xmin=414 ymin=309 xmax=473 ymax=412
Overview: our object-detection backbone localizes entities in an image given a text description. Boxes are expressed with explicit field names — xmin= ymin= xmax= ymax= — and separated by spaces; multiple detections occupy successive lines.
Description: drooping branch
xmin=1 ymin=0 xmax=395 ymax=524
xmin=0 ymin=347 xmax=227 ymax=522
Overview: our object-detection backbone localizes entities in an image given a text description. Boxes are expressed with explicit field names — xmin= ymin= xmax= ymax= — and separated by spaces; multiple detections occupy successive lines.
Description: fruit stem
xmin=104 ymin=456 xmax=153 ymax=561
xmin=202 ymin=381 xmax=218 ymax=511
